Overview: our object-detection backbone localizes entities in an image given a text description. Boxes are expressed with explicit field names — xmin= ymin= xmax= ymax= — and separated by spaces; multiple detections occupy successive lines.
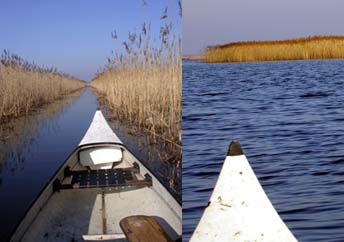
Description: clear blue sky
xmin=183 ymin=0 xmax=344 ymax=55
xmin=0 ymin=0 xmax=180 ymax=81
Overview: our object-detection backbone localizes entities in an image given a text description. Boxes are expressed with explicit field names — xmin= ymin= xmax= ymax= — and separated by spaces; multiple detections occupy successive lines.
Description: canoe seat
xmin=55 ymin=166 xmax=152 ymax=190
xmin=120 ymin=215 xmax=173 ymax=242
xmin=79 ymin=146 xmax=123 ymax=170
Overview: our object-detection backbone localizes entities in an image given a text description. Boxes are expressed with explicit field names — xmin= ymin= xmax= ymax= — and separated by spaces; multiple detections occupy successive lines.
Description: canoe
xmin=190 ymin=140 xmax=298 ymax=242
xmin=9 ymin=110 xmax=181 ymax=242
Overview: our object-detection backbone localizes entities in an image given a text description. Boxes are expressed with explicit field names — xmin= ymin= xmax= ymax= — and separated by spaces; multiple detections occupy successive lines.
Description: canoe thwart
xmin=227 ymin=140 xmax=244 ymax=156
xmin=120 ymin=215 xmax=173 ymax=242
xmin=53 ymin=167 xmax=151 ymax=191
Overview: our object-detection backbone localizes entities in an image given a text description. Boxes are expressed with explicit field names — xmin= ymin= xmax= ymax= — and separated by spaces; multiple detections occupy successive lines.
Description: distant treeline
xmin=205 ymin=36 xmax=344 ymax=63
xmin=182 ymin=55 xmax=205 ymax=61
xmin=0 ymin=50 xmax=85 ymax=122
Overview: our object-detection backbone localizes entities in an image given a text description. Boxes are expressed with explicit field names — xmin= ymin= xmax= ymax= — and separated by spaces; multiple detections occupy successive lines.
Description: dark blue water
xmin=183 ymin=60 xmax=344 ymax=242
xmin=0 ymin=88 xmax=97 ymax=241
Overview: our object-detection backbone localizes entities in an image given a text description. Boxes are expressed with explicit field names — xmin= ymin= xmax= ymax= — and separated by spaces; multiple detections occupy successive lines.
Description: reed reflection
xmin=0 ymin=89 xmax=84 ymax=181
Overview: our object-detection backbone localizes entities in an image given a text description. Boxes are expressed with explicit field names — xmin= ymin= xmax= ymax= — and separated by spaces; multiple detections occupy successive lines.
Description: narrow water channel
xmin=0 ymin=88 xmax=97 ymax=240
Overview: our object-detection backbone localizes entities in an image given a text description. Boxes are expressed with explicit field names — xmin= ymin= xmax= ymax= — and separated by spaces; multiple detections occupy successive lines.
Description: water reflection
xmin=0 ymin=88 xmax=96 ymax=240
xmin=0 ymin=90 xmax=84 ymax=181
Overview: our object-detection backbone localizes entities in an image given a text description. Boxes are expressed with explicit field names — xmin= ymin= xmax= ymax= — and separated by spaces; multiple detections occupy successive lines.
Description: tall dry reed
xmin=205 ymin=36 xmax=344 ymax=63
xmin=91 ymin=6 xmax=181 ymax=145
xmin=0 ymin=51 xmax=85 ymax=122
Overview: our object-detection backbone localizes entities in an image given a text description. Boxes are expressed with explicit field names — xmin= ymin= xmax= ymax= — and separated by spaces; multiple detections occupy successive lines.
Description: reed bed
xmin=205 ymin=36 xmax=344 ymax=63
xmin=0 ymin=51 xmax=85 ymax=122
xmin=91 ymin=9 xmax=181 ymax=146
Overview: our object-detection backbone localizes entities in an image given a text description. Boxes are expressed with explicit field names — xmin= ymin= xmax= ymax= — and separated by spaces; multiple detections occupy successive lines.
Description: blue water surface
xmin=0 ymin=88 xmax=98 ymax=240
xmin=183 ymin=60 xmax=344 ymax=242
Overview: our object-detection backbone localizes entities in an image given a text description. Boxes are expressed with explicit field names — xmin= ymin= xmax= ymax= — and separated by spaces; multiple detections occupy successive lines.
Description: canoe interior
xmin=11 ymin=143 xmax=181 ymax=242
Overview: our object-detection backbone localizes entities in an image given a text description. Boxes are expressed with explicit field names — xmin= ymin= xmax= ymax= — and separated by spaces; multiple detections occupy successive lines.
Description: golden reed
xmin=0 ymin=51 xmax=85 ymax=122
xmin=91 ymin=8 xmax=181 ymax=145
xmin=205 ymin=36 xmax=344 ymax=63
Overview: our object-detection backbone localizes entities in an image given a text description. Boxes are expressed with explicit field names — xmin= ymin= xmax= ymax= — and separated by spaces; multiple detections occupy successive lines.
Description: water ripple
xmin=183 ymin=60 xmax=344 ymax=242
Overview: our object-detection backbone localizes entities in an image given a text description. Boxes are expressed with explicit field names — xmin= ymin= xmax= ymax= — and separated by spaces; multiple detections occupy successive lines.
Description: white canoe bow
xmin=190 ymin=141 xmax=298 ymax=242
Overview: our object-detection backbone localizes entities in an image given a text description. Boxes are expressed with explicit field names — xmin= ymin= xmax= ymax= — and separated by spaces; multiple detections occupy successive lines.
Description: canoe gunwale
xmin=9 ymin=142 xmax=181 ymax=242
xmin=8 ymin=144 xmax=79 ymax=242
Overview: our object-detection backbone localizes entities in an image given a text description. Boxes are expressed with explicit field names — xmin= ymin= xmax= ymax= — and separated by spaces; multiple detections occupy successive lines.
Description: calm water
xmin=0 ymin=88 xmax=180 ymax=241
xmin=183 ymin=60 xmax=344 ymax=242
xmin=0 ymin=88 xmax=98 ymax=240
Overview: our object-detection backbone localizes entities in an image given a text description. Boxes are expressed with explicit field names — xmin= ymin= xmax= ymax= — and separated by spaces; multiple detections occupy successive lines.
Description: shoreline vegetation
xmin=205 ymin=36 xmax=344 ymax=63
xmin=91 ymin=8 xmax=181 ymax=148
xmin=90 ymin=5 xmax=181 ymax=194
xmin=0 ymin=51 xmax=85 ymax=123
xmin=182 ymin=55 xmax=205 ymax=61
